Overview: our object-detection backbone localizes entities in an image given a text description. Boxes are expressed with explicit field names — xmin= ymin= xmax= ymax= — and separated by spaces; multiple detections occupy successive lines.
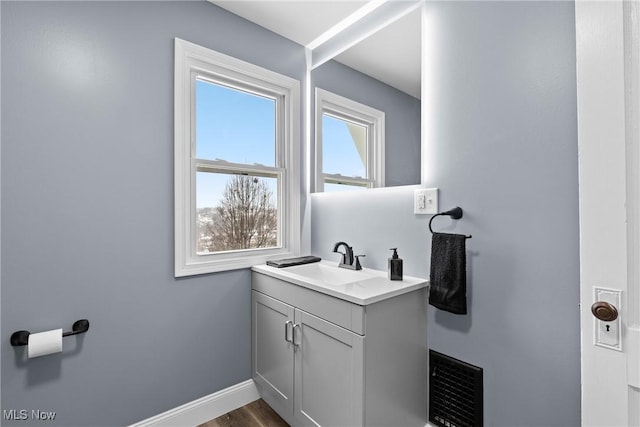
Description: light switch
xmin=414 ymin=188 xmax=438 ymax=215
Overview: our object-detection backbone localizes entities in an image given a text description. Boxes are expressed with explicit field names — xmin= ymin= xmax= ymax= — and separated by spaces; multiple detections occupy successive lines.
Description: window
xmin=175 ymin=39 xmax=300 ymax=276
xmin=315 ymin=88 xmax=385 ymax=192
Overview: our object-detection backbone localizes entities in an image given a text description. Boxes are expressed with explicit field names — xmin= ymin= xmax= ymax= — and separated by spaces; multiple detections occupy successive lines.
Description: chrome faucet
xmin=332 ymin=242 xmax=364 ymax=270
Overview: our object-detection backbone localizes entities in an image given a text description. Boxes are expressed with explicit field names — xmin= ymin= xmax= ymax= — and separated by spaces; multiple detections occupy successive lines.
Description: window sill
xmin=175 ymin=249 xmax=299 ymax=277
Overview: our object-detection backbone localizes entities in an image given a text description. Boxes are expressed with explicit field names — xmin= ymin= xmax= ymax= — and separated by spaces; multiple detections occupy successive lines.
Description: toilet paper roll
xmin=28 ymin=329 xmax=63 ymax=358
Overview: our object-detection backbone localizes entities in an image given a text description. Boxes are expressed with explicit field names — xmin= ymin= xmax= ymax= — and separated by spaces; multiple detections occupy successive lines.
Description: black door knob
xmin=591 ymin=301 xmax=618 ymax=322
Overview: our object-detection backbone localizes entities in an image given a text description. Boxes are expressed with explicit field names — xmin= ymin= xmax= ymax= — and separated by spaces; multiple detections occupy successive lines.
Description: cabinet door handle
xmin=284 ymin=320 xmax=293 ymax=343
xmin=292 ymin=323 xmax=300 ymax=348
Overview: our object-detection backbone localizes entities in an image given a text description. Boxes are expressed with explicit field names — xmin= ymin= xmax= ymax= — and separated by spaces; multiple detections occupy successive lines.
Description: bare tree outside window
xmin=198 ymin=175 xmax=278 ymax=253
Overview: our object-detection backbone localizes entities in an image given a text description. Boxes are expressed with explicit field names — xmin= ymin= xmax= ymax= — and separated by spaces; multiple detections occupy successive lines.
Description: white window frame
xmin=175 ymin=38 xmax=300 ymax=277
xmin=315 ymin=88 xmax=385 ymax=192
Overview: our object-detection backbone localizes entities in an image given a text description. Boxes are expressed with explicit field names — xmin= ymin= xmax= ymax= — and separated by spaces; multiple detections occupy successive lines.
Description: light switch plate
xmin=414 ymin=188 xmax=438 ymax=214
xmin=594 ymin=287 xmax=622 ymax=351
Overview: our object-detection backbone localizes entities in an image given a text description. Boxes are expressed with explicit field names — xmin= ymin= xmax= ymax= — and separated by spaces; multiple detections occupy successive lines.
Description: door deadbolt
xmin=591 ymin=301 xmax=618 ymax=322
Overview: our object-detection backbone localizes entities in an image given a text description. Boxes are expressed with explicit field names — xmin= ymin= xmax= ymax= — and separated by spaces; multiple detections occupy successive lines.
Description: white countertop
xmin=252 ymin=260 xmax=428 ymax=305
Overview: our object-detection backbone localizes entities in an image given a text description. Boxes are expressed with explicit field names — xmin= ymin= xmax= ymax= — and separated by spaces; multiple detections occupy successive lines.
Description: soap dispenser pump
xmin=388 ymin=248 xmax=403 ymax=281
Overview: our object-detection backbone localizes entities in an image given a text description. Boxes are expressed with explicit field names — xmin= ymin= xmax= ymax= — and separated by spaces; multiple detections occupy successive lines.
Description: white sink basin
xmin=284 ymin=262 xmax=376 ymax=286
xmin=253 ymin=260 xmax=428 ymax=305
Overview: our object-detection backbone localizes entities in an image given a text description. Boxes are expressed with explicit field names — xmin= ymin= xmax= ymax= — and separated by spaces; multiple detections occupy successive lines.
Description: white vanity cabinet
xmin=251 ymin=265 xmax=428 ymax=427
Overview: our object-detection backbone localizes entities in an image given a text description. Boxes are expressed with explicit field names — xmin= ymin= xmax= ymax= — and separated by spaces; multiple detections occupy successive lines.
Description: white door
xmin=576 ymin=1 xmax=640 ymax=425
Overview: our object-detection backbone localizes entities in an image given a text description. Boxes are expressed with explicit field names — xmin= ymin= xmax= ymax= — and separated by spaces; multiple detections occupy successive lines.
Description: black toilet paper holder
xmin=10 ymin=319 xmax=90 ymax=347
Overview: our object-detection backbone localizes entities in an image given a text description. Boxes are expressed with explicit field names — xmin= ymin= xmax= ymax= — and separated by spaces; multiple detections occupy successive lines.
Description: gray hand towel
xmin=429 ymin=232 xmax=467 ymax=314
xmin=266 ymin=256 xmax=321 ymax=268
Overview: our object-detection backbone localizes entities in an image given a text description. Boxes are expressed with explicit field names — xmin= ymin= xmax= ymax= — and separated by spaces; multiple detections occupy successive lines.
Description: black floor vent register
xmin=429 ymin=350 xmax=483 ymax=427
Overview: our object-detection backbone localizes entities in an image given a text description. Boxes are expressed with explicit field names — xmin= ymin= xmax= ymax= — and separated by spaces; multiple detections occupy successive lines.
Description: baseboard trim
xmin=129 ymin=379 xmax=260 ymax=427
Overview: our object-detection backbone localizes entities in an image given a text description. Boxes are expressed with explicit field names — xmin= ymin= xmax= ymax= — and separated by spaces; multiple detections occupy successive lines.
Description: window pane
xmin=324 ymin=182 xmax=368 ymax=193
xmin=196 ymin=79 xmax=275 ymax=166
xmin=322 ymin=114 xmax=367 ymax=177
xmin=196 ymin=171 xmax=279 ymax=254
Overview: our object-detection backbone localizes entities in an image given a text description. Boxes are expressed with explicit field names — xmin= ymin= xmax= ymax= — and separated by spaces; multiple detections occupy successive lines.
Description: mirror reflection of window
xmin=316 ymin=88 xmax=385 ymax=192
xmin=322 ymin=113 xmax=368 ymax=186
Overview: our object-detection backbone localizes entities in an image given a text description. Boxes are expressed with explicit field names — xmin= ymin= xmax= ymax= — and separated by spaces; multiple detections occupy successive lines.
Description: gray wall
xmin=312 ymin=60 xmax=421 ymax=188
xmin=312 ymin=1 xmax=581 ymax=426
xmin=0 ymin=2 xmax=305 ymax=426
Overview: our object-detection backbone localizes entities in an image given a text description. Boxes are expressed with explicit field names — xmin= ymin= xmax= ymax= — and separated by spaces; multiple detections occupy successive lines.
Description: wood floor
xmin=198 ymin=399 xmax=289 ymax=427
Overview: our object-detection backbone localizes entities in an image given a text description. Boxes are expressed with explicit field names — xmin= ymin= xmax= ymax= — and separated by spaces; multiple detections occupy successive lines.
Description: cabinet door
xmin=294 ymin=309 xmax=364 ymax=427
xmin=252 ymin=291 xmax=295 ymax=420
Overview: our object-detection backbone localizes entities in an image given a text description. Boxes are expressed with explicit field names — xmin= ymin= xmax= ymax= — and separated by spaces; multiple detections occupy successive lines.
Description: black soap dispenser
xmin=388 ymin=248 xmax=403 ymax=281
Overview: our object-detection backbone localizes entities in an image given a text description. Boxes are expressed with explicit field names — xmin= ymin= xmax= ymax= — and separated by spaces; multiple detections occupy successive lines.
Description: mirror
xmin=310 ymin=5 xmax=422 ymax=192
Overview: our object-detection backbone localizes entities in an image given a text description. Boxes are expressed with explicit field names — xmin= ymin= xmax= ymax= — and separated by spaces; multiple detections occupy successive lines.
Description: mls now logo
xmin=3 ymin=409 xmax=56 ymax=421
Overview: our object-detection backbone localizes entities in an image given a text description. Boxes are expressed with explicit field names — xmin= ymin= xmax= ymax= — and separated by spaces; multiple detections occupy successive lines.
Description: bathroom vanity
xmin=251 ymin=261 xmax=428 ymax=427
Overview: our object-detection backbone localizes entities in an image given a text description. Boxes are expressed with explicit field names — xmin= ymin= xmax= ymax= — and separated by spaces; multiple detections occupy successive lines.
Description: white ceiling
xmin=209 ymin=1 xmax=421 ymax=99
xmin=210 ymin=1 xmax=368 ymax=46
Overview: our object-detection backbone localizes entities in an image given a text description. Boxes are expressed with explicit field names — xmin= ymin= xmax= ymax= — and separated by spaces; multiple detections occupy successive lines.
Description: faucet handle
xmin=354 ymin=254 xmax=366 ymax=270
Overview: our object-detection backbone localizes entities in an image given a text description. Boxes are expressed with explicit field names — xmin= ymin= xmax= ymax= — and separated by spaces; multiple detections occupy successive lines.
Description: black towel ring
xmin=429 ymin=207 xmax=472 ymax=239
